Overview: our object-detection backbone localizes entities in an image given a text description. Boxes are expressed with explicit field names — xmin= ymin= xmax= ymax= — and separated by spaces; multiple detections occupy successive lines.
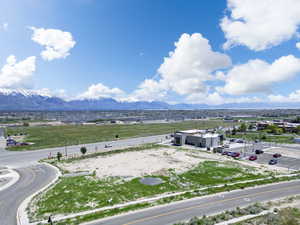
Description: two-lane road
xmin=0 ymin=164 xmax=57 ymax=225
xmin=0 ymin=134 xmax=168 ymax=167
xmin=86 ymin=180 xmax=300 ymax=225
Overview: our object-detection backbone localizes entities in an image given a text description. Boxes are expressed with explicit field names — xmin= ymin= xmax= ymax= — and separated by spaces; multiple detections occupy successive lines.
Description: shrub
xmin=80 ymin=147 xmax=87 ymax=155
xmin=57 ymin=152 xmax=62 ymax=161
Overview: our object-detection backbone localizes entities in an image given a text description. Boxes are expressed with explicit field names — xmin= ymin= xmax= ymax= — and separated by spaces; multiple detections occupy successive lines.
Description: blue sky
xmin=1 ymin=0 xmax=300 ymax=105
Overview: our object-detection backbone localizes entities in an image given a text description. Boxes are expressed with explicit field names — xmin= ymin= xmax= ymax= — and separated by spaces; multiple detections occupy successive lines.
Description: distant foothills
xmin=1 ymin=89 xmax=300 ymax=110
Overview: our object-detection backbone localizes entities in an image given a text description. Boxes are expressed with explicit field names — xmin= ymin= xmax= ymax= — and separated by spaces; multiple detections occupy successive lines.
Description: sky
xmin=1 ymin=0 xmax=300 ymax=105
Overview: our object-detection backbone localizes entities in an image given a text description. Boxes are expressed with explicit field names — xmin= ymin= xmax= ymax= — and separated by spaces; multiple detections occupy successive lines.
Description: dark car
xmin=231 ymin=152 xmax=240 ymax=158
xmin=269 ymin=159 xmax=278 ymax=165
xmin=255 ymin=149 xmax=264 ymax=154
xmin=19 ymin=142 xmax=29 ymax=146
xmin=249 ymin=155 xmax=257 ymax=161
xmin=237 ymin=140 xmax=244 ymax=143
xmin=222 ymin=151 xmax=229 ymax=155
xmin=104 ymin=144 xmax=112 ymax=148
xmin=273 ymin=153 xmax=282 ymax=158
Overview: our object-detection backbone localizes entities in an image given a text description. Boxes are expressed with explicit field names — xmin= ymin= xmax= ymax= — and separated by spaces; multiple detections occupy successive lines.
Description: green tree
xmin=248 ymin=124 xmax=254 ymax=130
xmin=296 ymin=126 xmax=300 ymax=134
xmin=266 ymin=124 xmax=283 ymax=135
xmin=22 ymin=122 xmax=29 ymax=127
xmin=239 ymin=123 xmax=247 ymax=132
xmin=80 ymin=146 xmax=87 ymax=155
xmin=57 ymin=152 xmax=62 ymax=161
xmin=231 ymin=128 xmax=237 ymax=135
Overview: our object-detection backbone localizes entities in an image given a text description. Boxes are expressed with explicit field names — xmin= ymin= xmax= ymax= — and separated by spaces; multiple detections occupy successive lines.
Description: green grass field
xmin=6 ymin=120 xmax=236 ymax=151
xmin=30 ymin=159 xmax=265 ymax=221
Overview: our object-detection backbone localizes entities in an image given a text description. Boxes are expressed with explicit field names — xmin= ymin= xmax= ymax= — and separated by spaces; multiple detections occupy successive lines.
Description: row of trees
xmin=232 ymin=122 xmax=300 ymax=135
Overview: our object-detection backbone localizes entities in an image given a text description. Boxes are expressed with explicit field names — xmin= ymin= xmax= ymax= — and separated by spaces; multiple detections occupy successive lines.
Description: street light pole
xmin=65 ymin=140 xmax=68 ymax=158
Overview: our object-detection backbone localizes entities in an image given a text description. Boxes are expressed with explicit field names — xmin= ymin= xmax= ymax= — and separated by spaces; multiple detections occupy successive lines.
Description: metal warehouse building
xmin=173 ymin=129 xmax=220 ymax=148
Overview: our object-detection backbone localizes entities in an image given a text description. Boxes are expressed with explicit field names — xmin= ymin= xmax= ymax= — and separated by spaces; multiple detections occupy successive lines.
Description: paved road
xmin=0 ymin=134 xmax=168 ymax=225
xmin=87 ymin=180 xmax=300 ymax=225
xmin=0 ymin=134 xmax=168 ymax=167
xmin=0 ymin=164 xmax=56 ymax=225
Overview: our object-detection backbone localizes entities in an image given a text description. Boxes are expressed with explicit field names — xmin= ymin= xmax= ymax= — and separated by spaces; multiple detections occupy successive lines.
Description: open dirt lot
xmin=60 ymin=146 xmax=284 ymax=179
xmin=61 ymin=148 xmax=208 ymax=178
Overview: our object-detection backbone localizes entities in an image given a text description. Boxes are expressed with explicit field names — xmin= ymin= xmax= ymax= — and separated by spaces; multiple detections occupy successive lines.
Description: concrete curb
xmin=81 ymin=179 xmax=300 ymax=225
xmin=0 ymin=168 xmax=20 ymax=192
xmin=16 ymin=163 xmax=61 ymax=225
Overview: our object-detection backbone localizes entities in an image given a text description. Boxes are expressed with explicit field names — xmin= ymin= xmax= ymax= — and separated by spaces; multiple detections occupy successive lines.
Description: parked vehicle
xmin=269 ymin=159 xmax=278 ymax=165
xmin=237 ymin=140 xmax=244 ymax=143
xmin=231 ymin=152 xmax=240 ymax=158
xmin=255 ymin=149 xmax=264 ymax=154
xmin=222 ymin=151 xmax=229 ymax=155
xmin=273 ymin=153 xmax=282 ymax=158
xmin=19 ymin=142 xmax=29 ymax=146
xmin=249 ymin=155 xmax=257 ymax=161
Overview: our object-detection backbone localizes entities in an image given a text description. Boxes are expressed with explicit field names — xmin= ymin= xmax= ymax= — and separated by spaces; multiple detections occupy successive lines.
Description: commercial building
xmin=173 ymin=129 xmax=220 ymax=148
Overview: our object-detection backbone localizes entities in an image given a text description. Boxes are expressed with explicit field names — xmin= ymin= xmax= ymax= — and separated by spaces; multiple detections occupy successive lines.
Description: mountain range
xmin=1 ymin=89 xmax=300 ymax=110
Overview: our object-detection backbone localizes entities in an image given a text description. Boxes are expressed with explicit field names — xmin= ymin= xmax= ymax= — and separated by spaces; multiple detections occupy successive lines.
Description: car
xmin=104 ymin=144 xmax=112 ymax=148
xmin=269 ymin=159 xmax=278 ymax=165
xmin=19 ymin=142 xmax=29 ymax=146
xmin=222 ymin=151 xmax=229 ymax=155
xmin=237 ymin=140 xmax=244 ymax=143
xmin=273 ymin=153 xmax=282 ymax=158
xmin=231 ymin=152 xmax=240 ymax=158
xmin=255 ymin=149 xmax=264 ymax=154
xmin=229 ymin=139 xmax=235 ymax=142
xmin=249 ymin=155 xmax=257 ymax=161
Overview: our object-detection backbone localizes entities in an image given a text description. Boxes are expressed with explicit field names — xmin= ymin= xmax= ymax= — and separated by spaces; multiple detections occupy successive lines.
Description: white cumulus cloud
xmin=158 ymin=33 xmax=231 ymax=95
xmin=129 ymin=33 xmax=231 ymax=102
xmin=77 ymin=83 xmax=125 ymax=100
xmin=221 ymin=0 xmax=300 ymax=51
xmin=2 ymin=23 xmax=8 ymax=31
xmin=30 ymin=27 xmax=76 ymax=61
xmin=268 ymin=90 xmax=300 ymax=103
xmin=0 ymin=55 xmax=36 ymax=89
xmin=296 ymin=42 xmax=300 ymax=50
xmin=219 ymin=55 xmax=300 ymax=95
xmin=126 ymin=79 xmax=168 ymax=102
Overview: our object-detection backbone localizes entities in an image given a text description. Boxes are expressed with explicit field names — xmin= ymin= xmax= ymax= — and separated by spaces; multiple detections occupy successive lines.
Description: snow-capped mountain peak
xmin=0 ymin=88 xmax=52 ymax=98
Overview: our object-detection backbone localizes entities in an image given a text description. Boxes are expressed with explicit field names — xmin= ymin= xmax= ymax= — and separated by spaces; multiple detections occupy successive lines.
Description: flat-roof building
xmin=173 ymin=129 xmax=220 ymax=148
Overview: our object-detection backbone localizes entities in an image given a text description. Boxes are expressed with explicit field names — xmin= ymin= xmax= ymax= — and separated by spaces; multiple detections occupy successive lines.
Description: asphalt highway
xmin=0 ymin=164 xmax=56 ymax=225
xmin=87 ymin=180 xmax=300 ymax=225
xmin=0 ymin=134 xmax=168 ymax=167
